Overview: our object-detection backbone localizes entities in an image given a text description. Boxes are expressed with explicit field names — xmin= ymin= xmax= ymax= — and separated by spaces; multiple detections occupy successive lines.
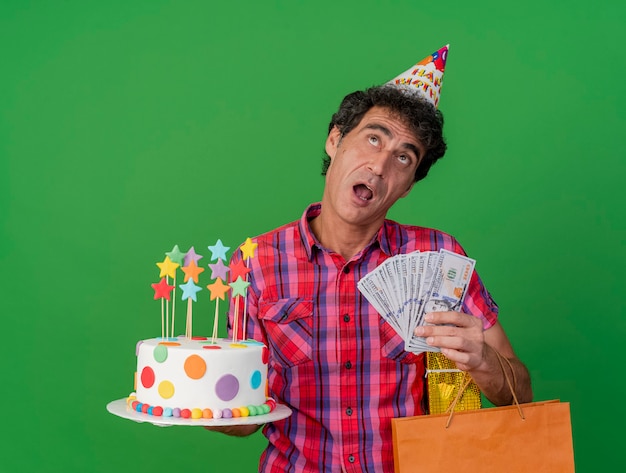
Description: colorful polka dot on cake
xmin=141 ymin=367 xmax=155 ymax=388
xmin=215 ymin=373 xmax=239 ymax=401
xmin=262 ymin=347 xmax=269 ymax=364
xmin=153 ymin=344 xmax=168 ymax=363
xmin=158 ymin=380 xmax=174 ymax=399
xmin=184 ymin=354 xmax=207 ymax=379
xmin=250 ymin=370 xmax=262 ymax=389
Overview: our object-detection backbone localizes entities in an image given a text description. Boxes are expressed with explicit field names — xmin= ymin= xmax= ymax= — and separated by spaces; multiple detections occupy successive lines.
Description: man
xmin=208 ymin=48 xmax=532 ymax=473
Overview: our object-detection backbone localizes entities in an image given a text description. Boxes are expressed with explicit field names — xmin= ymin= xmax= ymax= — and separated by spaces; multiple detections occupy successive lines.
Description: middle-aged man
xmin=207 ymin=45 xmax=533 ymax=473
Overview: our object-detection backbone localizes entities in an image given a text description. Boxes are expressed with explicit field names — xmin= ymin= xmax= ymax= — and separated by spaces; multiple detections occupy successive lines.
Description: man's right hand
xmin=204 ymin=423 xmax=263 ymax=437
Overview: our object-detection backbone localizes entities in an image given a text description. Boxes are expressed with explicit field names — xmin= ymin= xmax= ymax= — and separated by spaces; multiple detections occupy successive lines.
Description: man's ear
xmin=325 ymin=126 xmax=342 ymax=159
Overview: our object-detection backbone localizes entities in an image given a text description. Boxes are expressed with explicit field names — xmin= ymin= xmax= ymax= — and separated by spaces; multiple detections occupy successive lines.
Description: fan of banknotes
xmin=357 ymin=249 xmax=476 ymax=354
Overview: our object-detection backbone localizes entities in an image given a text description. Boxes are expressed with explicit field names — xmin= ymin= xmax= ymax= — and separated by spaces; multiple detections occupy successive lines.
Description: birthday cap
xmin=387 ymin=44 xmax=449 ymax=109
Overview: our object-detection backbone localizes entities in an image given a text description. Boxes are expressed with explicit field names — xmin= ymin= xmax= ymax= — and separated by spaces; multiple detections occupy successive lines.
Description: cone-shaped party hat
xmin=387 ymin=44 xmax=449 ymax=109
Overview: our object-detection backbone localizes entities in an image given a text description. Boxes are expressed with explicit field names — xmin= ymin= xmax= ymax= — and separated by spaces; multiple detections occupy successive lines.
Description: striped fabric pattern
xmin=228 ymin=203 xmax=498 ymax=473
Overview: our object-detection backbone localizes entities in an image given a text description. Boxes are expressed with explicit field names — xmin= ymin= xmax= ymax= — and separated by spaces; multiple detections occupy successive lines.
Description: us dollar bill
xmin=406 ymin=249 xmax=475 ymax=353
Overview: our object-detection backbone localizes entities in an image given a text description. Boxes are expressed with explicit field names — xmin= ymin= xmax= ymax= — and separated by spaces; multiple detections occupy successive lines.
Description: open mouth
xmin=354 ymin=183 xmax=373 ymax=201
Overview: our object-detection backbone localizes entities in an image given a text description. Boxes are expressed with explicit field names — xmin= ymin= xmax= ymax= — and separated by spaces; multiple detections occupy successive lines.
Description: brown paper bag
xmin=394 ymin=352 xmax=574 ymax=472
xmin=392 ymin=399 xmax=575 ymax=472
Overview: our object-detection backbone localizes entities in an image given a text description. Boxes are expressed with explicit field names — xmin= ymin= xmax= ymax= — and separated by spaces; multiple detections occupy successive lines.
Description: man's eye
xmin=368 ymin=136 xmax=379 ymax=146
xmin=398 ymin=154 xmax=410 ymax=164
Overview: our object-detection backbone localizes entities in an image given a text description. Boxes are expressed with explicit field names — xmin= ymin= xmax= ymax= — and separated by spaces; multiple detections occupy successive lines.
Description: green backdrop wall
xmin=1 ymin=1 xmax=624 ymax=471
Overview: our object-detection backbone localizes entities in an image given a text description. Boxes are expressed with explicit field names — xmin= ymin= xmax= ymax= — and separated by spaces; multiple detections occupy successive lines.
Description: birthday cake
xmin=126 ymin=238 xmax=277 ymax=420
xmin=129 ymin=337 xmax=274 ymax=419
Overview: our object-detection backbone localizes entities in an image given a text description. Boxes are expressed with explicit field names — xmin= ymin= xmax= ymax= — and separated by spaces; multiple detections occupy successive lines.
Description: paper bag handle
xmin=445 ymin=350 xmax=525 ymax=428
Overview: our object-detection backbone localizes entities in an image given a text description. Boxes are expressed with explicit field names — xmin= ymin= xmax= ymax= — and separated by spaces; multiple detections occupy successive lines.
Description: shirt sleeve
xmin=463 ymin=271 xmax=499 ymax=329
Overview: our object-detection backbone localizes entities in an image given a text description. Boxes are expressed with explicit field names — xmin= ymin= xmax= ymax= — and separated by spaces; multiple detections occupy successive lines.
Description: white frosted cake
xmin=128 ymin=336 xmax=275 ymax=419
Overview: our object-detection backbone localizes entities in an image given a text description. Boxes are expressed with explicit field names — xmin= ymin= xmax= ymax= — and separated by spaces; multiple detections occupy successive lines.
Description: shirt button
xmin=346 ymin=407 xmax=353 ymax=416
xmin=343 ymin=314 xmax=350 ymax=322
xmin=344 ymin=361 xmax=352 ymax=369
xmin=348 ymin=455 xmax=355 ymax=463
xmin=343 ymin=266 xmax=350 ymax=274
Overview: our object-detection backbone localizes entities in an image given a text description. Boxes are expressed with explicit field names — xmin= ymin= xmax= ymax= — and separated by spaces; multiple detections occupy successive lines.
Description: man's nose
xmin=366 ymin=152 xmax=389 ymax=177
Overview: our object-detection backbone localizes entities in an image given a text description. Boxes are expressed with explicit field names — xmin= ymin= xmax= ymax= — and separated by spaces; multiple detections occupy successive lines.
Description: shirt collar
xmin=298 ymin=203 xmax=394 ymax=261
xmin=299 ymin=203 xmax=321 ymax=261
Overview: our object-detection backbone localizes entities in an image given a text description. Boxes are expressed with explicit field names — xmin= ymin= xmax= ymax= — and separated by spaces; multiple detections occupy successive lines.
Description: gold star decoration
xmin=240 ymin=237 xmax=258 ymax=260
xmin=156 ymin=256 xmax=179 ymax=279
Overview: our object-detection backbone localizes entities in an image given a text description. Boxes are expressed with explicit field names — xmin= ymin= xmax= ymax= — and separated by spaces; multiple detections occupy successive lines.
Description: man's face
xmin=323 ymin=106 xmax=425 ymax=230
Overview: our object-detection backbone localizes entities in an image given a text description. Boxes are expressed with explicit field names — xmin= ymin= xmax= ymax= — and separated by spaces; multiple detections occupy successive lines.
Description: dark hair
xmin=322 ymin=85 xmax=446 ymax=182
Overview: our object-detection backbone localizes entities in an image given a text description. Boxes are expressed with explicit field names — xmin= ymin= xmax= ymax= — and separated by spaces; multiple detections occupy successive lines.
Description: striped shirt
xmin=229 ymin=203 xmax=498 ymax=473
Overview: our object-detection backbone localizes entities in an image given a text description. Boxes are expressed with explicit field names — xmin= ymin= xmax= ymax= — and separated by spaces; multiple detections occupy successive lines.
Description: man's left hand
xmin=413 ymin=311 xmax=486 ymax=371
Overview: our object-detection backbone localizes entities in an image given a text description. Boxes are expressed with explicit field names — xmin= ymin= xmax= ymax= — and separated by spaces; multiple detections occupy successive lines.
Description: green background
xmin=1 ymin=0 xmax=624 ymax=471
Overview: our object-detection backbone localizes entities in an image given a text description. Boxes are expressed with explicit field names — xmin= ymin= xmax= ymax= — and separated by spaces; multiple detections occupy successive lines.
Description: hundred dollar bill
xmin=405 ymin=251 xmax=439 ymax=352
xmin=403 ymin=251 xmax=421 ymax=339
xmin=357 ymin=267 xmax=403 ymax=336
xmin=416 ymin=252 xmax=439 ymax=319
xmin=425 ymin=249 xmax=475 ymax=313
xmin=406 ymin=249 xmax=475 ymax=353
xmin=358 ymin=251 xmax=419 ymax=338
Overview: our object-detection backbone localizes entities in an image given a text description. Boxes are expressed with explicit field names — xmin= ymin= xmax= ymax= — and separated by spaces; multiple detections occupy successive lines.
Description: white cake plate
xmin=106 ymin=398 xmax=292 ymax=427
